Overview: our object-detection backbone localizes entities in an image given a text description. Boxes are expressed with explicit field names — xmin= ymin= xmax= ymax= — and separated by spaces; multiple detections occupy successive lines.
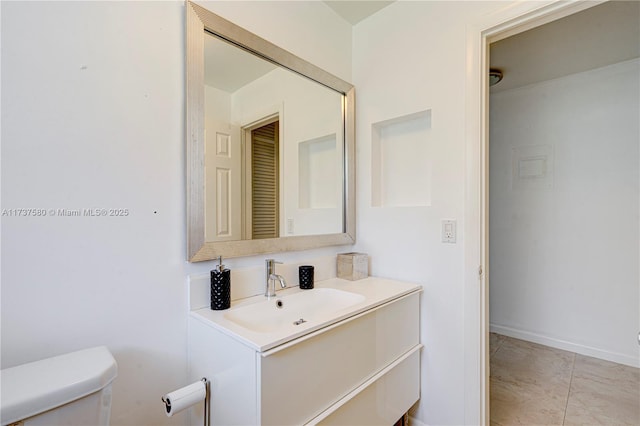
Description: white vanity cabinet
xmin=187 ymin=277 xmax=421 ymax=426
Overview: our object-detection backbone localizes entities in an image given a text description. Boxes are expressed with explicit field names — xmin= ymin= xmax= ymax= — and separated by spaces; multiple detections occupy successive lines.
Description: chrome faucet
xmin=265 ymin=259 xmax=287 ymax=298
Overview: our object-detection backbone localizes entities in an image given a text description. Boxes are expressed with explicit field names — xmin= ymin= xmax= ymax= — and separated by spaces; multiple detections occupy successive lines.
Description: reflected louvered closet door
xmin=251 ymin=122 xmax=279 ymax=239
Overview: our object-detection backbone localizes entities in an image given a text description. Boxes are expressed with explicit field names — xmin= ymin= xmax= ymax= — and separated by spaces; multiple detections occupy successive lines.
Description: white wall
xmin=1 ymin=1 xmax=352 ymax=425
xmin=489 ymin=60 xmax=640 ymax=367
xmin=1 ymin=3 xmax=186 ymax=425
xmin=351 ymin=2 xmax=521 ymax=424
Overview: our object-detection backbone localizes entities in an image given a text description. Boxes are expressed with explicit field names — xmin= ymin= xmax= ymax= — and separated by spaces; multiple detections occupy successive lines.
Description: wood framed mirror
xmin=186 ymin=1 xmax=355 ymax=261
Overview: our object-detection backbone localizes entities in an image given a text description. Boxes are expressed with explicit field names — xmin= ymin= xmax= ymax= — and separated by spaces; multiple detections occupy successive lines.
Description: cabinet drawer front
xmin=259 ymin=292 xmax=419 ymax=425
xmin=315 ymin=347 xmax=421 ymax=426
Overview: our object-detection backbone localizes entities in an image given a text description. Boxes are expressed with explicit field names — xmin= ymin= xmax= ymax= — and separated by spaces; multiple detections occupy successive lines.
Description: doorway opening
xmin=485 ymin=1 xmax=639 ymax=424
xmin=465 ymin=1 xmax=636 ymax=423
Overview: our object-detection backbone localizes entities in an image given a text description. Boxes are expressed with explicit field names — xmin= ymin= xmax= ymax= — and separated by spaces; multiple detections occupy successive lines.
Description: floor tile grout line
xmin=562 ymin=353 xmax=577 ymax=425
xmin=490 ymin=334 xmax=640 ymax=425
xmin=490 ymin=333 xmax=505 ymax=359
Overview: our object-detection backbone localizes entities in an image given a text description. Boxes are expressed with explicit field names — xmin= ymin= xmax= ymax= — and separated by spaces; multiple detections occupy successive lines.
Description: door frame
xmin=463 ymin=1 xmax=606 ymax=423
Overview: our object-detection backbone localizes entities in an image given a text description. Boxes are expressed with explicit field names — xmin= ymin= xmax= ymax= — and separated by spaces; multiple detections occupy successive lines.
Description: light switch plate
xmin=442 ymin=220 xmax=456 ymax=243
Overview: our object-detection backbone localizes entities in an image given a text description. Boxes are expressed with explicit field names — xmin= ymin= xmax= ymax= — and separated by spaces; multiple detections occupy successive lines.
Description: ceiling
xmin=490 ymin=1 xmax=640 ymax=92
xmin=204 ymin=32 xmax=276 ymax=92
xmin=323 ymin=1 xmax=395 ymax=25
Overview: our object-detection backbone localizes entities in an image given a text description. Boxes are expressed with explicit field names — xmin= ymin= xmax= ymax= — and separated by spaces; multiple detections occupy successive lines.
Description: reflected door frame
xmin=241 ymin=114 xmax=281 ymax=239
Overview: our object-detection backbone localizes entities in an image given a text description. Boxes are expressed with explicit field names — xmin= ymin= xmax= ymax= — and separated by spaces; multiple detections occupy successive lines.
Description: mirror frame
xmin=186 ymin=1 xmax=355 ymax=262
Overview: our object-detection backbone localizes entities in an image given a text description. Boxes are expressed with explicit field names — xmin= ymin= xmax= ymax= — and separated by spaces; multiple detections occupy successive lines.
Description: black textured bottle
xmin=299 ymin=265 xmax=314 ymax=289
xmin=210 ymin=256 xmax=231 ymax=310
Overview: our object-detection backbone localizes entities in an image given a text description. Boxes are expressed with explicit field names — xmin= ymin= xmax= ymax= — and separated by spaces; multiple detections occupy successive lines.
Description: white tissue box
xmin=337 ymin=252 xmax=368 ymax=280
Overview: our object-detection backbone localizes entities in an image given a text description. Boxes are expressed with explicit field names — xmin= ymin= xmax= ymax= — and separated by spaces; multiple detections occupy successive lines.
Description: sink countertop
xmin=190 ymin=276 xmax=422 ymax=352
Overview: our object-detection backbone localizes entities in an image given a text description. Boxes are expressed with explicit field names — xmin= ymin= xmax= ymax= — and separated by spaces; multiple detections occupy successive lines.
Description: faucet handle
xmin=265 ymin=259 xmax=282 ymax=275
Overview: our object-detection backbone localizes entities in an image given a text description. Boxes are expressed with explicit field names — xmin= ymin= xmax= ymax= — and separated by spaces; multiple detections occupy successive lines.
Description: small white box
xmin=337 ymin=252 xmax=369 ymax=281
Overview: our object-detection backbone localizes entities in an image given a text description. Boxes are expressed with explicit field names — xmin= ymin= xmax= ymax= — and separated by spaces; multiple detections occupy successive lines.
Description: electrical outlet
xmin=442 ymin=220 xmax=456 ymax=243
xmin=287 ymin=218 xmax=294 ymax=234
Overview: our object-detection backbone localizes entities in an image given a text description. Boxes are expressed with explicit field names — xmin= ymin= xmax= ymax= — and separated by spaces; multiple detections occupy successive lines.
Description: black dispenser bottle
xmin=210 ymin=256 xmax=231 ymax=310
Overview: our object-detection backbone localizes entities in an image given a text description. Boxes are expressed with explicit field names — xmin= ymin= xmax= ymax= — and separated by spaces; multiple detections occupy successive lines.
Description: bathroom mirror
xmin=186 ymin=1 xmax=355 ymax=262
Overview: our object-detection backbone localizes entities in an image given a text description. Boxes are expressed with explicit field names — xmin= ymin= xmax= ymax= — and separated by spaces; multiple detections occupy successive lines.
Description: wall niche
xmin=371 ymin=110 xmax=432 ymax=207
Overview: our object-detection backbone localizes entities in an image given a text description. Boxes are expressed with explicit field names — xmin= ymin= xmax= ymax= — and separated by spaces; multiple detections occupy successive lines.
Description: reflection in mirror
xmin=203 ymin=32 xmax=344 ymax=242
xmin=187 ymin=1 xmax=355 ymax=261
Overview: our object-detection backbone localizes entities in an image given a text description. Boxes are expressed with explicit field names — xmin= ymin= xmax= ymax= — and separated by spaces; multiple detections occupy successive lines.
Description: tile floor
xmin=490 ymin=333 xmax=640 ymax=425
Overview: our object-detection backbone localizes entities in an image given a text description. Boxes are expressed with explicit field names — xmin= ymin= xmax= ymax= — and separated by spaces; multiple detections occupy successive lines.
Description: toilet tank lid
xmin=0 ymin=346 xmax=117 ymax=425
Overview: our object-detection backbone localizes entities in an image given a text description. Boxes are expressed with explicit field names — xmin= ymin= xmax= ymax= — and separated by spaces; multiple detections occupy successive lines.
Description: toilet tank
xmin=0 ymin=346 xmax=117 ymax=426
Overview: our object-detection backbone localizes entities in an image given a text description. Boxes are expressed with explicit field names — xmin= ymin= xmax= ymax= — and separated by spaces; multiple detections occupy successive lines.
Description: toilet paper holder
xmin=162 ymin=377 xmax=210 ymax=426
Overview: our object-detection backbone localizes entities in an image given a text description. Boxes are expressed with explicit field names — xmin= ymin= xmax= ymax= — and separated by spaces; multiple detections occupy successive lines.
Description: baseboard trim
xmin=409 ymin=415 xmax=427 ymax=426
xmin=490 ymin=324 xmax=640 ymax=368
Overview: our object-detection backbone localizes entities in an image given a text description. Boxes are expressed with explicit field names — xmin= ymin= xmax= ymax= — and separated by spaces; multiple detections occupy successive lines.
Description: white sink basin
xmin=224 ymin=288 xmax=365 ymax=333
xmin=192 ymin=277 xmax=422 ymax=352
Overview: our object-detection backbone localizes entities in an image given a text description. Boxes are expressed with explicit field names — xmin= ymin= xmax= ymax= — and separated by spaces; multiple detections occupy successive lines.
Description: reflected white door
xmin=205 ymin=120 xmax=241 ymax=242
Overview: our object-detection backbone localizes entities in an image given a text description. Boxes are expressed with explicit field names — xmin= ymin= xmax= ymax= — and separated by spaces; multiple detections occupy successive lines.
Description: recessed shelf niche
xmin=371 ymin=110 xmax=432 ymax=207
xmin=298 ymin=134 xmax=338 ymax=209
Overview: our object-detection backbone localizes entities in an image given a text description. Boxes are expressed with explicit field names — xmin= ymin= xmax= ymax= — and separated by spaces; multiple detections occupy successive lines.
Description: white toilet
xmin=0 ymin=346 xmax=117 ymax=426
